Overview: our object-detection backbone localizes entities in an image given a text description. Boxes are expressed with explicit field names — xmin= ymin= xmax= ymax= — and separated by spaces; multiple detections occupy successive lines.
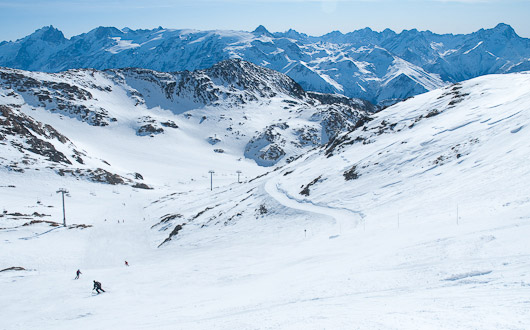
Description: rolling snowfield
xmin=2 ymin=71 xmax=530 ymax=329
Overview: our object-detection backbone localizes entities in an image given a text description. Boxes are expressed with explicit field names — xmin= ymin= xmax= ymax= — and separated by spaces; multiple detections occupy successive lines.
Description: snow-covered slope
xmin=0 ymin=60 xmax=373 ymax=186
xmin=272 ymin=71 xmax=530 ymax=226
xmin=145 ymin=71 xmax=530 ymax=265
xmin=1 ymin=72 xmax=529 ymax=329
xmin=142 ymin=73 xmax=530 ymax=329
xmin=2 ymin=24 xmax=529 ymax=104
xmin=139 ymin=71 xmax=530 ymax=327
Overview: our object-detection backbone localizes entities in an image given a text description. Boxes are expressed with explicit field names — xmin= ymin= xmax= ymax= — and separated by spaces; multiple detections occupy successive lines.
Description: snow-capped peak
xmin=1 ymin=24 xmax=529 ymax=105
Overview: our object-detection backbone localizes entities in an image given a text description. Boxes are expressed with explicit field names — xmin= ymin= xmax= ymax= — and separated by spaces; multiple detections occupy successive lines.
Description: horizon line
xmin=2 ymin=22 xmax=521 ymax=43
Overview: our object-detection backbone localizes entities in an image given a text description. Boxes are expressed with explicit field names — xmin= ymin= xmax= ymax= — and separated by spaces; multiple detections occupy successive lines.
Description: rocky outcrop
xmin=0 ymin=105 xmax=148 ymax=188
xmin=1 ymin=60 xmax=375 ymax=170
xmin=0 ymin=105 xmax=78 ymax=164
xmin=0 ymin=69 xmax=116 ymax=126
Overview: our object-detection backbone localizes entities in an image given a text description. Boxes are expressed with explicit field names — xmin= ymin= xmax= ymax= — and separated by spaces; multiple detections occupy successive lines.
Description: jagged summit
xmin=280 ymin=28 xmax=309 ymax=40
xmin=9 ymin=23 xmax=523 ymax=44
xmin=112 ymin=59 xmax=313 ymax=108
xmin=204 ymin=59 xmax=306 ymax=100
xmin=25 ymin=25 xmax=66 ymax=44
xmin=322 ymin=30 xmax=344 ymax=39
xmin=86 ymin=26 xmax=124 ymax=39
xmin=0 ymin=23 xmax=528 ymax=105
xmin=252 ymin=25 xmax=273 ymax=37
xmin=493 ymin=23 xmax=517 ymax=32
xmin=0 ymin=60 xmax=373 ymax=169
xmin=490 ymin=22 xmax=519 ymax=38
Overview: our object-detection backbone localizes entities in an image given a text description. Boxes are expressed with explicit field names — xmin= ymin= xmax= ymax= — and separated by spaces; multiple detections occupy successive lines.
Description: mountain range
xmin=0 ymin=59 xmax=372 ymax=189
xmin=1 ymin=23 xmax=529 ymax=105
xmin=2 ymin=20 xmax=530 ymax=329
xmin=2 ymin=66 xmax=529 ymax=328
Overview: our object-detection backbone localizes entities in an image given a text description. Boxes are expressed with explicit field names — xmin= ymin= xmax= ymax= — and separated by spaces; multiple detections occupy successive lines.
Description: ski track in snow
xmin=18 ymin=227 xmax=64 ymax=240
xmin=264 ymin=176 xmax=363 ymax=235
xmin=2 ymin=68 xmax=530 ymax=329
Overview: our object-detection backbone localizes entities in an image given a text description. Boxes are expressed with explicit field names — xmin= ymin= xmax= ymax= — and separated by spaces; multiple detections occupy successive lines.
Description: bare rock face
xmin=244 ymin=123 xmax=289 ymax=167
xmin=207 ymin=136 xmax=221 ymax=145
xmin=136 ymin=116 xmax=164 ymax=136
xmin=1 ymin=59 xmax=376 ymax=176
xmin=114 ymin=59 xmax=310 ymax=112
xmin=108 ymin=60 xmax=376 ymax=166
xmin=0 ymin=105 xmax=75 ymax=165
xmin=0 ymin=105 xmax=147 ymax=188
xmin=0 ymin=69 xmax=116 ymax=126
xmin=244 ymin=103 xmax=372 ymax=166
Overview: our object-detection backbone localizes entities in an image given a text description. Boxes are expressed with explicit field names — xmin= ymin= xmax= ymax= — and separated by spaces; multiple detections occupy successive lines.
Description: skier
xmin=124 ymin=260 xmax=129 ymax=267
xmin=93 ymin=280 xmax=105 ymax=294
xmin=75 ymin=269 xmax=82 ymax=280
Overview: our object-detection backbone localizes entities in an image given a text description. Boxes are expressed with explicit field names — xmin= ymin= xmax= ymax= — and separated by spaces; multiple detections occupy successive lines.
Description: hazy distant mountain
xmin=1 ymin=24 xmax=529 ymax=105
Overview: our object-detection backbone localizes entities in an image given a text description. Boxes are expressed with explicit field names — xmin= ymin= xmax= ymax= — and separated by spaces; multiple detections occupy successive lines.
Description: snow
xmin=4 ymin=24 xmax=528 ymax=105
xmin=383 ymin=58 xmax=445 ymax=91
xmin=463 ymin=41 xmax=484 ymax=55
xmin=106 ymin=37 xmax=141 ymax=54
xmin=2 ymin=71 xmax=530 ymax=329
xmin=315 ymin=71 xmax=344 ymax=93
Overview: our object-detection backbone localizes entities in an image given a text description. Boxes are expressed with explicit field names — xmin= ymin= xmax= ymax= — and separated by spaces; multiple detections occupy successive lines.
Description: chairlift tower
xmin=56 ymin=188 xmax=69 ymax=226
xmin=208 ymin=170 xmax=215 ymax=191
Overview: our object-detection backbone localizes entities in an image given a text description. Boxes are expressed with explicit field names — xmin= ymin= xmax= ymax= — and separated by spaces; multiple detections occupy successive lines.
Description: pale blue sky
xmin=1 ymin=0 xmax=530 ymax=41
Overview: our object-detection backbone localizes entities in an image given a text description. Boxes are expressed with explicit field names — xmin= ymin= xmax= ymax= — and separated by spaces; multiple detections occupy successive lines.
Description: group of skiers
xmin=74 ymin=260 xmax=130 ymax=294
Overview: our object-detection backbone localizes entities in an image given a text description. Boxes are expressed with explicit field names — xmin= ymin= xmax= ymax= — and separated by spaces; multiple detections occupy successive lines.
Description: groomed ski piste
xmin=2 ymin=72 xmax=530 ymax=329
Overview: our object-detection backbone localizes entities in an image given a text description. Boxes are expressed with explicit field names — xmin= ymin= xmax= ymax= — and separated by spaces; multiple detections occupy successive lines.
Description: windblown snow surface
xmin=2 ymin=72 xmax=530 ymax=329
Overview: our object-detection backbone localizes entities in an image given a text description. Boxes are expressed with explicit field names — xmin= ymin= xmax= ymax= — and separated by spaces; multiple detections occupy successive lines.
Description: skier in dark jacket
xmin=93 ymin=280 xmax=105 ymax=294
xmin=75 ymin=269 xmax=82 ymax=279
